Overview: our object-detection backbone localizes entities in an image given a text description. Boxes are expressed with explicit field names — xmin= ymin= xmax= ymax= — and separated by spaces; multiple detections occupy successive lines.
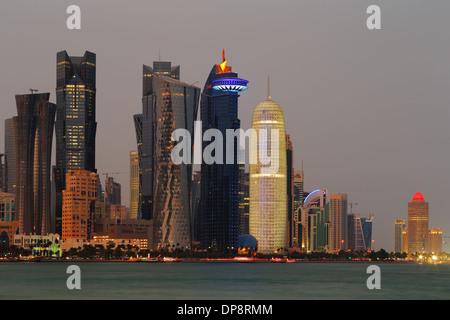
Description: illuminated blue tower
xmin=198 ymin=50 xmax=248 ymax=251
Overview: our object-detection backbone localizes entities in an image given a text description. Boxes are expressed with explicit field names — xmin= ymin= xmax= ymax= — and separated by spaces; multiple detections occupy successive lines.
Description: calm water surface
xmin=0 ymin=262 xmax=449 ymax=300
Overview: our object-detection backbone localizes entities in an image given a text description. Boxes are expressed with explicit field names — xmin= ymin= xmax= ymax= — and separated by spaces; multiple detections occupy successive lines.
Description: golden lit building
xmin=62 ymin=170 xmax=98 ymax=240
xmin=407 ymin=192 xmax=429 ymax=253
xmin=330 ymin=193 xmax=348 ymax=252
xmin=428 ymin=228 xmax=443 ymax=254
xmin=249 ymin=85 xmax=287 ymax=255
xmin=129 ymin=150 xmax=139 ymax=219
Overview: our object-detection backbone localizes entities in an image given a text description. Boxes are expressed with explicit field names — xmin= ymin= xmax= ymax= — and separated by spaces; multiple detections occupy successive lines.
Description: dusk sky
xmin=1 ymin=0 xmax=449 ymax=252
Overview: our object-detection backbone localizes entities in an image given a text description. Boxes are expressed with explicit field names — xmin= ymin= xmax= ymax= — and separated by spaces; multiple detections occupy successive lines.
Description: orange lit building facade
xmin=62 ymin=170 xmax=98 ymax=240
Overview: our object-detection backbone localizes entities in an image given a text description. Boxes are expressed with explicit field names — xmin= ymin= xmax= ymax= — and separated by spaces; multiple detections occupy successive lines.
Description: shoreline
xmin=0 ymin=258 xmax=434 ymax=264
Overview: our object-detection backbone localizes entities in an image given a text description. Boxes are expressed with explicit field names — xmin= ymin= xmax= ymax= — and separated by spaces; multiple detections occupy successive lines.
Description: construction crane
xmin=29 ymin=88 xmax=38 ymax=94
xmin=101 ymin=172 xmax=126 ymax=180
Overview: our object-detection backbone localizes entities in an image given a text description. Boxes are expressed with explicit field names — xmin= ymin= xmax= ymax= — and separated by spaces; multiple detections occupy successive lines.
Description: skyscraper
xmin=137 ymin=60 xmax=200 ymax=250
xmin=354 ymin=215 xmax=373 ymax=251
xmin=13 ymin=92 xmax=56 ymax=235
xmin=330 ymin=193 xmax=348 ymax=252
xmin=286 ymin=134 xmax=294 ymax=248
xmin=133 ymin=114 xmax=143 ymax=218
xmin=129 ymin=150 xmax=139 ymax=220
xmin=428 ymin=228 xmax=443 ymax=254
xmin=199 ymin=50 xmax=248 ymax=251
xmin=238 ymin=165 xmax=250 ymax=236
xmin=407 ymin=192 xmax=429 ymax=253
xmin=137 ymin=61 xmax=180 ymax=221
xmin=249 ymin=86 xmax=287 ymax=255
xmin=54 ymin=50 xmax=97 ymax=235
xmin=394 ymin=219 xmax=406 ymax=253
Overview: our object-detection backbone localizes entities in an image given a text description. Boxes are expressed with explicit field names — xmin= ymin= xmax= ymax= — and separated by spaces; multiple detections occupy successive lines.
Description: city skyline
xmin=0 ymin=1 xmax=449 ymax=252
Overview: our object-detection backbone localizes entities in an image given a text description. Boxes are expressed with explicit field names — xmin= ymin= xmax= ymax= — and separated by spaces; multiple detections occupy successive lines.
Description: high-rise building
xmin=191 ymin=171 xmax=202 ymax=243
xmin=354 ymin=215 xmax=373 ymax=251
xmin=4 ymin=118 xmax=16 ymax=194
xmin=428 ymin=228 xmax=443 ymax=254
xmin=132 ymin=114 xmax=143 ymax=218
xmin=300 ymin=189 xmax=330 ymax=252
xmin=249 ymin=86 xmax=287 ymax=255
xmin=293 ymin=168 xmax=304 ymax=213
xmin=330 ymin=193 xmax=348 ymax=252
xmin=129 ymin=150 xmax=139 ymax=220
xmin=137 ymin=61 xmax=180 ymax=221
xmin=13 ymin=93 xmax=56 ymax=235
xmin=394 ymin=219 xmax=406 ymax=253
xmin=199 ymin=50 xmax=248 ymax=251
xmin=105 ymin=176 xmax=121 ymax=207
xmin=54 ymin=50 xmax=97 ymax=235
xmin=62 ymin=170 xmax=98 ymax=240
xmin=286 ymin=134 xmax=294 ymax=248
xmin=137 ymin=60 xmax=200 ymax=250
xmin=407 ymin=192 xmax=429 ymax=253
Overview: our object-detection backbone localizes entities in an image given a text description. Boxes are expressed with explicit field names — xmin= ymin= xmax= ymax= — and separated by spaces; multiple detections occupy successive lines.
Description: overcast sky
xmin=1 ymin=0 xmax=449 ymax=252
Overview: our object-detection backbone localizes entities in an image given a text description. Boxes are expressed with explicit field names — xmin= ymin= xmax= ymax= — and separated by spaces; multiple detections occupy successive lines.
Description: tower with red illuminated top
xmin=198 ymin=50 xmax=248 ymax=251
xmin=407 ymin=192 xmax=429 ymax=253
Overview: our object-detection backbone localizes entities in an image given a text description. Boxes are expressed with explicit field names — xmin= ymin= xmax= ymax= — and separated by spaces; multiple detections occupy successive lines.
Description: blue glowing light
xmin=212 ymin=78 xmax=249 ymax=92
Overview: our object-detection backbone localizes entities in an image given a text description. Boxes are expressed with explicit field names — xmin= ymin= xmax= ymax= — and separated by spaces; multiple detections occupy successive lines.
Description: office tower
xmin=62 ymin=170 xmax=98 ymax=240
xmin=407 ymin=192 xmax=429 ymax=253
xmin=394 ymin=219 xmax=406 ymax=253
xmin=300 ymin=189 xmax=330 ymax=252
xmin=293 ymin=168 xmax=304 ymax=212
xmin=354 ymin=215 xmax=373 ymax=251
xmin=4 ymin=118 xmax=16 ymax=194
xmin=199 ymin=50 xmax=248 ymax=251
xmin=138 ymin=61 xmax=180 ymax=222
xmin=133 ymin=114 xmax=143 ymax=218
xmin=130 ymin=150 xmax=139 ymax=219
xmin=402 ymin=229 xmax=408 ymax=253
xmin=330 ymin=193 xmax=348 ymax=252
xmin=286 ymin=134 xmax=294 ymax=248
xmin=238 ymin=165 xmax=250 ymax=235
xmin=249 ymin=86 xmax=287 ymax=255
xmin=14 ymin=93 xmax=56 ymax=235
xmin=138 ymin=60 xmax=199 ymax=250
xmin=54 ymin=50 xmax=97 ymax=235
xmin=428 ymin=228 xmax=442 ymax=254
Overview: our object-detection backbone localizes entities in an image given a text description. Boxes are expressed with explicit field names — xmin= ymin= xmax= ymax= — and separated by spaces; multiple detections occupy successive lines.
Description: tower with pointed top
xmin=198 ymin=50 xmax=248 ymax=251
xmin=249 ymin=83 xmax=287 ymax=254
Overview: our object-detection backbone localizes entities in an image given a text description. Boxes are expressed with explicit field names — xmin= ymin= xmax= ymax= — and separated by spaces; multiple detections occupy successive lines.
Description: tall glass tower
xmin=249 ymin=88 xmax=287 ymax=255
xmin=136 ymin=61 xmax=180 ymax=221
xmin=199 ymin=50 xmax=248 ymax=251
xmin=136 ymin=60 xmax=199 ymax=249
xmin=13 ymin=92 xmax=56 ymax=235
xmin=54 ymin=50 xmax=97 ymax=235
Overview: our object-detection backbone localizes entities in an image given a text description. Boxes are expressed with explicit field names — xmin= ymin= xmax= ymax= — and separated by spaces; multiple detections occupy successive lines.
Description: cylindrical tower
xmin=249 ymin=94 xmax=287 ymax=255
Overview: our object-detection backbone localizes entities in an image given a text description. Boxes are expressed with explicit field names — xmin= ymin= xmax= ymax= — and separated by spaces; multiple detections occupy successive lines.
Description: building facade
xmin=4 ymin=118 xmax=16 ymax=194
xmin=129 ymin=150 xmax=139 ymax=220
xmin=330 ymin=193 xmax=348 ymax=252
xmin=62 ymin=170 xmax=98 ymax=240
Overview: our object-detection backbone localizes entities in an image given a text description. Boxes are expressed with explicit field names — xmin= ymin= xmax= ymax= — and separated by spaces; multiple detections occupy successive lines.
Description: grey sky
xmin=1 ymin=0 xmax=449 ymax=252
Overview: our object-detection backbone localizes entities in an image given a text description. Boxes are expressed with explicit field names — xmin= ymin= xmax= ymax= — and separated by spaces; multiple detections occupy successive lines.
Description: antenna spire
xmin=267 ymin=75 xmax=271 ymax=99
